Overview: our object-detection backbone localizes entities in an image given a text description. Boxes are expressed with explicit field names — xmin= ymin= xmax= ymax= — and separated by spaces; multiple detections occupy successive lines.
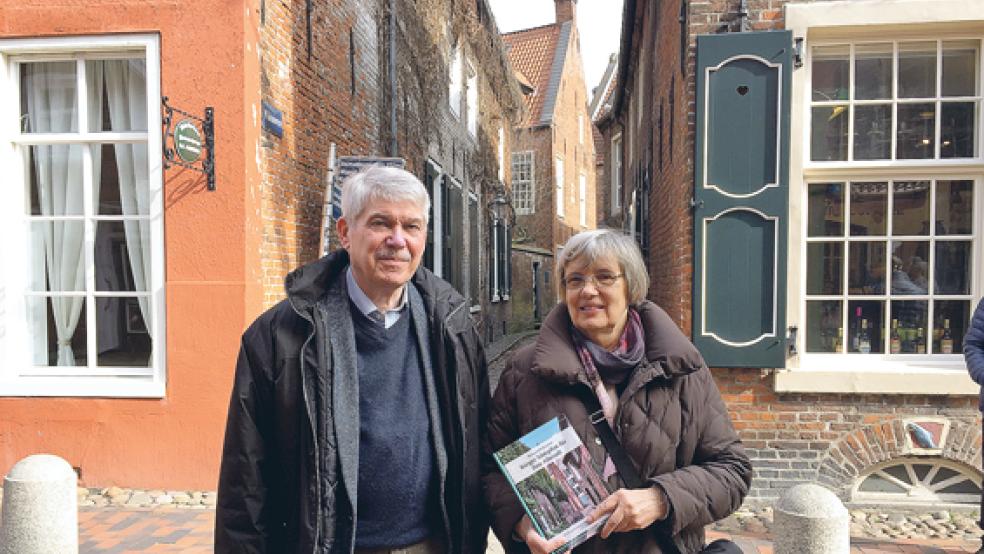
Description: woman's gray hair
xmin=556 ymin=229 xmax=649 ymax=304
xmin=340 ymin=166 xmax=431 ymax=224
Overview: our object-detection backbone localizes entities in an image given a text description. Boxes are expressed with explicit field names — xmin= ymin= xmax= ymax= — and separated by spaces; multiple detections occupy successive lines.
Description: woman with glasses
xmin=482 ymin=229 xmax=751 ymax=554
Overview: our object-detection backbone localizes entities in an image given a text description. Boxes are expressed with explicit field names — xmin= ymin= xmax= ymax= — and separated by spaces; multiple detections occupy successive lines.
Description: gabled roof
xmin=502 ymin=21 xmax=572 ymax=128
xmin=589 ymin=53 xmax=618 ymax=121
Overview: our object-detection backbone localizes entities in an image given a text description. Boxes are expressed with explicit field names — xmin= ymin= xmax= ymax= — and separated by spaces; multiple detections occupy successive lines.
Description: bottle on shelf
xmin=916 ymin=327 xmax=926 ymax=354
xmin=859 ymin=318 xmax=872 ymax=354
xmin=941 ymin=319 xmax=954 ymax=354
xmin=833 ymin=327 xmax=843 ymax=353
xmin=890 ymin=319 xmax=901 ymax=354
xmin=852 ymin=306 xmax=862 ymax=351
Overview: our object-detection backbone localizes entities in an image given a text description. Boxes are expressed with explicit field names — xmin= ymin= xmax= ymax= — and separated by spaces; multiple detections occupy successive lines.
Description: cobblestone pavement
xmin=70 ymin=506 xmax=982 ymax=553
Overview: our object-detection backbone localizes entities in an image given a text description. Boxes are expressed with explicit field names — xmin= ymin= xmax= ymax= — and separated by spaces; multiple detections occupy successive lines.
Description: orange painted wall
xmin=0 ymin=0 xmax=257 ymax=490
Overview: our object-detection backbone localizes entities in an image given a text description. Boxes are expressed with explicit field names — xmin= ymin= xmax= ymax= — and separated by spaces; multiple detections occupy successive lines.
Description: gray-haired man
xmin=216 ymin=167 xmax=491 ymax=553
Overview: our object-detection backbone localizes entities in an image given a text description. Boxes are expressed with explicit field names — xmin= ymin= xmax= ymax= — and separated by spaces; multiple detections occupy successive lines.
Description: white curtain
xmin=103 ymin=59 xmax=152 ymax=336
xmin=25 ymin=62 xmax=86 ymax=366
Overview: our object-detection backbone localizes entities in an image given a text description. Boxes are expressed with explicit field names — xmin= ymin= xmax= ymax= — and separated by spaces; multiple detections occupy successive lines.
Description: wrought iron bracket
xmin=162 ymin=96 xmax=216 ymax=191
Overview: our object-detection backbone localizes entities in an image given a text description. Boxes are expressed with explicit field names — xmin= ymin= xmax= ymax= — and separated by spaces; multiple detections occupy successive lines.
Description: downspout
xmin=388 ymin=0 xmax=398 ymax=156
xmin=737 ymin=0 xmax=750 ymax=32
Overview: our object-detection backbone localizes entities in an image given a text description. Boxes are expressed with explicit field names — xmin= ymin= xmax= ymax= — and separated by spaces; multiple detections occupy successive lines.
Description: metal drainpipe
xmin=388 ymin=0 xmax=398 ymax=157
xmin=738 ymin=0 xmax=750 ymax=32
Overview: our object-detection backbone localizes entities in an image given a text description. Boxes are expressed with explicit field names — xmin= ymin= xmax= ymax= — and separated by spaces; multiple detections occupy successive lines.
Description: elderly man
xmin=215 ymin=167 xmax=491 ymax=554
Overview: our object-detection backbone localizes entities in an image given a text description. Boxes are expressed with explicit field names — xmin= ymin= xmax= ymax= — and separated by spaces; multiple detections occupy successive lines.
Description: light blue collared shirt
xmin=345 ymin=267 xmax=407 ymax=329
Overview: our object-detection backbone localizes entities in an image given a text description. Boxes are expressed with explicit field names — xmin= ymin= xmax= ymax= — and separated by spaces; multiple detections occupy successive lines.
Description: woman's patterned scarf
xmin=570 ymin=307 xmax=645 ymax=425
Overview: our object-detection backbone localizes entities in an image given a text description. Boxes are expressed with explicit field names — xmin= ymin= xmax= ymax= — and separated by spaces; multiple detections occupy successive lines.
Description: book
xmin=493 ymin=415 xmax=612 ymax=551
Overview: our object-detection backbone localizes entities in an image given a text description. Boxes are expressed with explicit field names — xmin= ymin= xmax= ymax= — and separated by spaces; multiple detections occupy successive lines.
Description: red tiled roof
xmin=503 ymin=23 xmax=561 ymax=127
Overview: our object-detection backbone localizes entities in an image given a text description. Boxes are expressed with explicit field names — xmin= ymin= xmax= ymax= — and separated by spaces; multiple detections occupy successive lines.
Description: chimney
xmin=555 ymin=0 xmax=577 ymax=23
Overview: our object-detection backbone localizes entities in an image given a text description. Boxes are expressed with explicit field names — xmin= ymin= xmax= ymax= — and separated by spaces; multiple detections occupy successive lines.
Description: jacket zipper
xmin=288 ymin=298 xmax=323 ymax=551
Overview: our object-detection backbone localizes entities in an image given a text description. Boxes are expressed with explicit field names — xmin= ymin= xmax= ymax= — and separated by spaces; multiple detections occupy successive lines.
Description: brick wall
xmin=254 ymin=0 xmax=522 ymax=343
xmin=256 ymin=0 xmax=379 ymax=306
xmin=606 ymin=0 xmax=984 ymax=505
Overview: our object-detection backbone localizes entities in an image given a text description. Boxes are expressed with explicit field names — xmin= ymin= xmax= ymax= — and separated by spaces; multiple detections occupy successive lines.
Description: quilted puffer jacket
xmin=965 ymin=298 xmax=984 ymax=411
xmin=482 ymin=301 xmax=751 ymax=553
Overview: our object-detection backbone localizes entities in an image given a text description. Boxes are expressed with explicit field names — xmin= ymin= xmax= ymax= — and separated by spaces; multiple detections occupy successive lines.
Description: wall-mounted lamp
xmin=793 ymin=37 xmax=805 ymax=69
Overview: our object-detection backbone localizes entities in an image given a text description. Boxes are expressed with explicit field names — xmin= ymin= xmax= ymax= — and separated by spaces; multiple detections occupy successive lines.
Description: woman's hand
xmin=514 ymin=515 xmax=568 ymax=554
xmin=587 ymin=487 xmax=669 ymax=539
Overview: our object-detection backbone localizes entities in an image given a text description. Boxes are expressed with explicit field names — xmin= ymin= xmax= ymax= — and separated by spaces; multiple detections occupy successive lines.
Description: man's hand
xmin=514 ymin=515 xmax=568 ymax=554
xmin=587 ymin=487 xmax=668 ymax=539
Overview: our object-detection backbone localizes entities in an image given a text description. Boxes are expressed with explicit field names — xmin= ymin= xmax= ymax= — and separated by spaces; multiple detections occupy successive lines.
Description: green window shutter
xmin=693 ymin=31 xmax=791 ymax=368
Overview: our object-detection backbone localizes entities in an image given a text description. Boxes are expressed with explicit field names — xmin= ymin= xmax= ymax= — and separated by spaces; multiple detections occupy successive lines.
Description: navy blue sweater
xmin=351 ymin=302 xmax=438 ymax=548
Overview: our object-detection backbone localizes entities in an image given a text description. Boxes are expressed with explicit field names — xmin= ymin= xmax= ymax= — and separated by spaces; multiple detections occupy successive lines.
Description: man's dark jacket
xmin=965 ymin=298 xmax=984 ymax=411
xmin=215 ymin=251 xmax=491 ymax=553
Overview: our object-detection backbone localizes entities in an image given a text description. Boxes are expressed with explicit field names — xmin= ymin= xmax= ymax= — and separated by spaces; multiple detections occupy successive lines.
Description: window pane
xmin=942 ymin=41 xmax=979 ymax=97
xmin=892 ymin=181 xmax=930 ymax=236
xmin=811 ymin=106 xmax=848 ymax=161
xmin=96 ymin=297 xmax=151 ymax=367
xmin=812 ymin=46 xmax=849 ymax=101
xmin=94 ymin=143 xmax=150 ymax=215
xmin=95 ymin=221 xmax=142 ymax=292
xmin=933 ymin=300 xmax=969 ymax=353
xmin=20 ymin=61 xmax=77 ymax=134
xmin=898 ymin=42 xmax=937 ymax=98
xmin=850 ymin=182 xmax=887 ymax=236
xmin=855 ymin=44 xmax=893 ymax=100
xmin=853 ymin=104 xmax=892 ymax=160
xmin=28 ymin=221 xmax=85 ymax=292
xmin=848 ymin=300 xmax=884 ymax=353
xmin=897 ymin=103 xmax=936 ymax=159
xmin=27 ymin=145 xmax=84 ymax=216
xmin=807 ymin=243 xmax=843 ymax=295
xmin=885 ymin=464 xmax=914 ymax=484
xmin=848 ymin=241 xmax=887 ymax=294
xmin=27 ymin=295 xmax=87 ymax=366
xmin=940 ymin=102 xmax=976 ymax=159
xmin=807 ymin=183 xmax=844 ymax=237
xmin=936 ymin=180 xmax=973 ymax=235
xmin=890 ymin=241 xmax=929 ymax=295
xmin=891 ymin=300 xmax=928 ymax=353
xmin=934 ymin=241 xmax=971 ymax=295
xmin=806 ymin=300 xmax=843 ymax=353
xmin=859 ymin=474 xmax=906 ymax=493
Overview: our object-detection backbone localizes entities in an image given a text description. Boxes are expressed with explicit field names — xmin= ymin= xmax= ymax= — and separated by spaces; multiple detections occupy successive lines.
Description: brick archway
xmin=815 ymin=417 xmax=982 ymax=500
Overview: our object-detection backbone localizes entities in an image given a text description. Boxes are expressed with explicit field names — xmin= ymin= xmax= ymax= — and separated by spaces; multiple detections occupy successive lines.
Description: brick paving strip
xmin=72 ymin=509 xmax=981 ymax=554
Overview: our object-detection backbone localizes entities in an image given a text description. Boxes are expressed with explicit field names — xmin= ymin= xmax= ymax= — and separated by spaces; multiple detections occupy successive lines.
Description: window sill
xmin=0 ymin=375 xmax=165 ymax=398
xmin=775 ymin=356 xmax=975 ymax=395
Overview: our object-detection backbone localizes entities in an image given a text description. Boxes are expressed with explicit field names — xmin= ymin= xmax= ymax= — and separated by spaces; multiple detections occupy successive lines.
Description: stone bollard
xmin=0 ymin=454 xmax=78 ymax=554
xmin=774 ymin=483 xmax=849 ymax=554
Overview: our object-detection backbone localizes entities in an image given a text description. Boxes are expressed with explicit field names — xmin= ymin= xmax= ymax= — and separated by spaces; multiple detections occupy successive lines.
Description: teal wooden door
xmin=694 ymin=31 xmax=791 ymax=368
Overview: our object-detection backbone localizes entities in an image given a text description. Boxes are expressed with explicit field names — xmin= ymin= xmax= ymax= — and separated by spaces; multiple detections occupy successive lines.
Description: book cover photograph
xmin=493 ymin=415 xmax=612 ymax=550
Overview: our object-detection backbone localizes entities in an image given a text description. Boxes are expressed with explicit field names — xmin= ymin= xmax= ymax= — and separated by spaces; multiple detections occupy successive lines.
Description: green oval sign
xmin=174 ymin=119 xmax=203 ymax=163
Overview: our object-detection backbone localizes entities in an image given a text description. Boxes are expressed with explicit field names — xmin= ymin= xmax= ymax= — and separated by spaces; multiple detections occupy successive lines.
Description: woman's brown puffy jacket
xmin=482 ymin=301 xmax=752 ymax=553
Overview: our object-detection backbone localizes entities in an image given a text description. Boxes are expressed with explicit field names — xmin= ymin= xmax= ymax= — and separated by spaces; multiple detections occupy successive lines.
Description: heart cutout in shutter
xmin=737 ymin=85 xmax=749 ymax=96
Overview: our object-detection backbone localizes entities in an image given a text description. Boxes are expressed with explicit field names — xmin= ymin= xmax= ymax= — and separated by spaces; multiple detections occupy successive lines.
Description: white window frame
xmin=579 ymin=173 xmax=587 ymax=227
xmin=466 ymin=58 xmax=478 ymax=137
xmin=555 ymin=156 xmax=565 ymax=218
xmin=578 ymin=114 xmax=584 ymax=144
xmin=449 ymin=44 xmax=463 ymax=119
xmin=779 ymin=0 xmax=984 ymax=396
xmin=497 ymin=126 xmax=505 ymax=183
xmin=0 ymin=34 xmax=165 ymax=397
xmin=611 ymin=133 xmax=623 ymax=213
xmin=511 ymin=151 xmax=535 ymax=215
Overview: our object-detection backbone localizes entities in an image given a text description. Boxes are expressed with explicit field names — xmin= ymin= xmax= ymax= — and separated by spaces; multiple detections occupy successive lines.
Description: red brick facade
xmin=504 ymin=0 xmax=597 ymax=326
xmin=601 ymin=0 xmax=984 ymax=504
xmin=256 ymin=0 xmax=524 ymax=341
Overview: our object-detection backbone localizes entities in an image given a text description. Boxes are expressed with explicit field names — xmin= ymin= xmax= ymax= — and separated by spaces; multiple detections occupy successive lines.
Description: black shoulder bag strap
xmin=579 ymin=390 xmax=682 ymax=554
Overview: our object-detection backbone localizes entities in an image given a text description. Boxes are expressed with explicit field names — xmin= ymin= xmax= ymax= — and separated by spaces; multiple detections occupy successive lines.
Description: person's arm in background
xmin=964 ymin=299 xmax=984 ymax=385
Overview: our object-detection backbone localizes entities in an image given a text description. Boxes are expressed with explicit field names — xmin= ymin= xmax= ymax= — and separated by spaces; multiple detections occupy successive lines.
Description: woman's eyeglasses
xmin=563 ymin=272 xmax=623 ymax=290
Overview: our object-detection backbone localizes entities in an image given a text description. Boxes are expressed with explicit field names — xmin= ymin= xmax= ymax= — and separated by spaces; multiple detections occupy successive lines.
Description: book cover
xmin=493 ymin=415 xmax=612 ymax=551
